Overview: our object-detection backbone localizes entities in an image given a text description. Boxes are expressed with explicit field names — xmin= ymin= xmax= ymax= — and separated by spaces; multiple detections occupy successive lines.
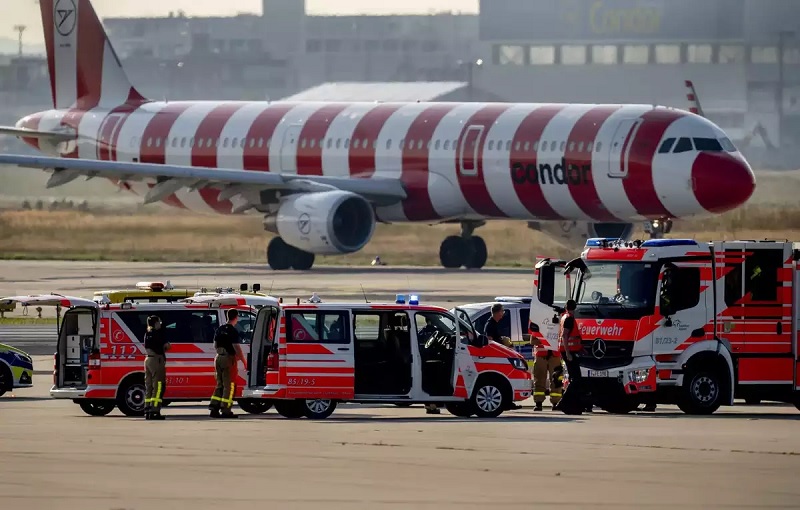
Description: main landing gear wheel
xmin=267 ymin=237 xmax=315 ymax=271
xmin=439 ymin=236 xmax=487 ymax=269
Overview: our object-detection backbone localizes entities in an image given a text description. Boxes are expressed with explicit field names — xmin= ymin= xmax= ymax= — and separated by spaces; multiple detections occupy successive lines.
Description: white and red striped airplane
xmin=0 ymin=0 xmax=756 ymax=270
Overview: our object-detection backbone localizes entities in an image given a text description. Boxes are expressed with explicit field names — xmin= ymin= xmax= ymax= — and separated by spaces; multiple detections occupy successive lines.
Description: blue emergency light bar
xmin=640 ymin=239 xmax=699 ymax=247
xmin=584 ymin=238 xmax=622 ymax=247
xmin=396 ymin=294 xmax=420 ymax=305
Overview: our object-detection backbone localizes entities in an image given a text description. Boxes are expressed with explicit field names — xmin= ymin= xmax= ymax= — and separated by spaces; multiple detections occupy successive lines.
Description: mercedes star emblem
xmin=591 ymin=338 xmax=607 ymax=359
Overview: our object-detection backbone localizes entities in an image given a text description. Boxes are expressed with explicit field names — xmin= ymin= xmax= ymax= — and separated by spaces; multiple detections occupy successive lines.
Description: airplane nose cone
xmin=691 ymin=152 xmax=756 ymax=213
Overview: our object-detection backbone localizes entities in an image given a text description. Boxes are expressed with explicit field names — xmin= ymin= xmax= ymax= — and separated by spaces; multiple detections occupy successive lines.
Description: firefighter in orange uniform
xmin=553 ymin=299 xmax=588 ymax=415
xmin=531 ymin=336 xmax=562 ymax=411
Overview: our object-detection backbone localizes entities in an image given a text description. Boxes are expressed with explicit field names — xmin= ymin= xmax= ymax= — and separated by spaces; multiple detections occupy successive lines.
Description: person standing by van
xmin=209 ymin=309 xmax=240 ymax=419
xmin=553 ymin=300 xmax=588 ymax=415
xmin=143 ymin=315 xmax=170 ymax=420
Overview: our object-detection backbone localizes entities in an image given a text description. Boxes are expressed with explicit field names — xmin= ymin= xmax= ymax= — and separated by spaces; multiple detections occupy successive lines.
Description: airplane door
xmin=607 ymin=118 xmax=641 ymax=178
xmin=458 ymin=125 xmax=483 ymax=177
xmin=280 ymin=125 xmax=301 ymax=174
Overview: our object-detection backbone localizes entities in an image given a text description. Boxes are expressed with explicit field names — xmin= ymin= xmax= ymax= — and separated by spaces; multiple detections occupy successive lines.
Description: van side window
xmin=745 ymin=249 xmax=783 ymax=302
xmin=287 ymin=311 xmax=349 ymax=344
xmin=116 ymin=310 xmax=218 ymax=344
xmin=234 ymin=311 xmax=257 ymax=344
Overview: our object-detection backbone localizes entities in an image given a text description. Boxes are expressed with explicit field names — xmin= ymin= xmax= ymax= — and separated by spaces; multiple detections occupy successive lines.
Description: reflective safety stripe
xmin=210 ymin=396 xmax=223 ymax=401
xmin=550 ymin=392 xmax=562 ymax=398
xmin=221 ymin=382 xmax=235 ymax=408
xmin=152 ymin=382 xmax=163 ymax=408
xmin=533 ymin=391 xmax=546 ymax=396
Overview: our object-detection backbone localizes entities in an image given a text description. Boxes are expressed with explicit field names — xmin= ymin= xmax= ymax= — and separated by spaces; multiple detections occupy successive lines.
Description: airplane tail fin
xmin=684 ymin=80 xmax=705 ymax=117
xmin=40 ymin=0 xmax=147 ymax=110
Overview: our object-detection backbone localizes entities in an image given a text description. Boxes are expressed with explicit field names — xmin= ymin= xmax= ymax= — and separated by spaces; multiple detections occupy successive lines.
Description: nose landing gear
xmin=439 ymin=221 xmax=488 ymax=269
xmin=643 ymin=218 xmax=673 ymax=239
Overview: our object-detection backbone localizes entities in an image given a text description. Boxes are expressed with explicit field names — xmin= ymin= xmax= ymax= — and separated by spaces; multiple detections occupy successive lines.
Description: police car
xmin=450 ymin=297 xmax=535 ymax=369
xmin=0 ymin=342 xmax=34 ymax=397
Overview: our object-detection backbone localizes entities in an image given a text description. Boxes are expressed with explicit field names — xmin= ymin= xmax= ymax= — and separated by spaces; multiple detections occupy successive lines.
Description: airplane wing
xmin=0 ymin=153 xmax=407 ymax=208
xmin=0 ymin=126 xmax=75 ymax=142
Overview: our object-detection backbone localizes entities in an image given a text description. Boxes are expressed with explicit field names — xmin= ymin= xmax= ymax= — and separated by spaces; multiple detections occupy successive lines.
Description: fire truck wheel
xmin=470 ymin=376 xmax=511 ymax=418
xmin=275 ymin=400 xmax=305 ymax=419
xmin=116 ymin=376 xmax=146 ymax=417
xmin=78 ymin=400 xmax=115 ymax=416
xmin=678 ymin=368 xmax=723 ymax=415
xmin=301 ymin=399 xmax=337 ymax=419
xmin=445 ymin=402 xmax=474 ymax=418
xmin=239 ymin=399 xmax=273 ymax=414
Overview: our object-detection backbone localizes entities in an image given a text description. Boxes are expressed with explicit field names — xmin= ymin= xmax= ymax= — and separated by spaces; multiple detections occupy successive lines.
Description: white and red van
xmin=0 ymin=294 xmax=275 ymax=417
xmin=228 ymin=293 xmax=532 ymax=418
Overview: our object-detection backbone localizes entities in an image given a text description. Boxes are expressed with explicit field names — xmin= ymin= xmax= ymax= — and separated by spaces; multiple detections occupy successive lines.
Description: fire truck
xmin=529 ymin=238 xmax=800 ymax=415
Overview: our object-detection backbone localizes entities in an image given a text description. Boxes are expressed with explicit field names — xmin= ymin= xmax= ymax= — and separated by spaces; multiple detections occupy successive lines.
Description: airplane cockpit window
xmin=658 ymin=138 xmax=676 ymax=153
xmin=719 ymin=137 xmax=737 ymax=152
xmin=693 ymin=138 xmax=724 ymax=151
xmin=673 ymin=137 xmax=693 ymax=153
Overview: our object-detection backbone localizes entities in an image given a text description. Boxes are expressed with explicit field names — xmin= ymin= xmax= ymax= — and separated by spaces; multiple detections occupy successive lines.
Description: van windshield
xmin=575 ymin=261 xmax=659 ymax=319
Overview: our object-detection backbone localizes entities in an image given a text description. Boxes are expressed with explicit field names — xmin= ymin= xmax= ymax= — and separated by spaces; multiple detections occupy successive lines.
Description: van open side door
xmin=528 ymin=259 xmax=570 ymax=352
xmin=247 ymin=305 xmax=280 ymax=388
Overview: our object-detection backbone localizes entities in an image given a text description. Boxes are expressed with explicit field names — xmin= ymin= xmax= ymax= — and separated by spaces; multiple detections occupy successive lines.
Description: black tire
xmin=470 ymin=377 xmax=510 ymax=418
xmin=0 ymin=364 xmax=11 ymax=397
xmin=275 ymin=400 xmax=305 ymax=419
xmin=465 ymin=236 xmax=488 ymax=269
xmin=239 ymin=399 xmax=273 ymax=415
xmin=267 ymin=237 xmax=292 ymax=270
xmin=599 ymin=397 xmax=639 ymax=414
xmin=677 ymin=368 xmax=724 ymax=415
xmin=301 ymin=399 xmax=337 ymax=419
xmin=445 ymin=402 xmax=474 ymax=417
xmin=439 ymin=235 xmax=466 ymax=269
xmin=78 ymin=400 xmax=115 ymax=416
xmin=291 ymin=249 xmax=315 ymax=271
xmin=116 ymin=377 xmax=146 ymax=417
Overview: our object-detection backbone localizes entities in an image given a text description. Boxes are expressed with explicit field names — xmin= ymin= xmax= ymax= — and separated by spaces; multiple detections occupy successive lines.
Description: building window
xmin=784 ymin=47 xmax=800 ymax=64
xmin=623 ymin=45 xmax=649 ymax=64
xmin=560 ymin=45 xmax=586 ymax=65
xmin=529 ymin=45 xmax=555 ymax=65
xmin=591 ymin=44 xmax=618 ymax=64
xmin=719 ymin=44 xmax=745 ymax=64
xmin=751 ymin=46 xmax=778 ymax=64
xmin=497 ymin=44 xmax=525 ymax=65
xmin=687 ymin=44 xmax=713 ymax=63
xmin=655 ymin=44 xmax=680 ymax=64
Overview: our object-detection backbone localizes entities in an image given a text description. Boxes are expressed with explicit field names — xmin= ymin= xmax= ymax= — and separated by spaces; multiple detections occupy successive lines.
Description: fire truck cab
xmin=529 ymin=238 xmax=800 ymax=414
xmin=0 ymin=293 xmax=276 ymax=417
xmin=240 ymin=295 xmax=532 ymax=419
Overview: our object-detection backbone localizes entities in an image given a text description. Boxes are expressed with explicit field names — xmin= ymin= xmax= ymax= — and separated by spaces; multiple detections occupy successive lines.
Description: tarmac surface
xmin=1 ymin=260 xmax=800 ymax=509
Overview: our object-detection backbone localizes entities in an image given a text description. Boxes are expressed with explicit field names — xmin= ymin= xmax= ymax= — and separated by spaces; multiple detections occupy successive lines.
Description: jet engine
xmin=265 ymin=190 xmax=376 ymax=255
xmin=528 ymin=221 xmax=634 ymax=251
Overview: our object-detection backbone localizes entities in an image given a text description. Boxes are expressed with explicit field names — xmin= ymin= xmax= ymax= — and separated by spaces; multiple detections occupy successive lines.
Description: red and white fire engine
xmin=529 ymin=238 xmax=800 ymax=414
xmin=1 ymin=292 xmax=531 ymax=418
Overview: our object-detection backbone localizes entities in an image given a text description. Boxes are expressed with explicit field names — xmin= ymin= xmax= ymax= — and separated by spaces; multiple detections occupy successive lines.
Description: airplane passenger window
xmin=417 ymin=140 xmax=423 ymax=150
xmin=658 ymin=138 xmax=676 ymax=154
xmin=399 ymin=139 xmax=405 ymax=149
xmin=693 ymin=138 xmax=723 ymax=151
xmin=372 ymin=139 xmax=377 ymax=150
xmin=523 ymin=141 xmax=530 ymax=151
xmin=514 ymin=141 xmax=521 ymax=151
xmin=550 ymin=141 xmax=557 ymax=151
xmin=215 ymin=138 xmax=220 ymax=148
xmin=577 ymin=141 xmax=584 ymax=152
xmin=171 ymin=138 xmax=178 ymax=148
xmin=587 ymin=141 xmax=593 ymax=152
xmin=155 ymin=138 xmax=161 ymax=148
xmin=327 ymin=138 xmax=332 ymax=149
xmin=506 ymin=140 xmax=511 ymax=150
xmin=189 ymin=137 xmax=195 ymax=147
xmin=239 ymin=138 xmax=246 ymax=148
xmin=435 ymin=140 xmax=440 ymax=150
xmin=719 ymin=137 xmax=736 ymax=152
xmin=248 ymin=138 xmax=255 ymax=148
xmin=197 ymin=138 xmax=205 ymax=148
xmin=488 ymin=140 xmax=494 ymax=150
xmin=309 ymin=138 xmax=316 ymax=148
xmin=386 ymin=139 xmax=392 ymax=150
xmin=532 ymin=141 xmax=538 ymax=151
xmin=180 ymin=138 xmax=186 ymax=148
xmin=673 ymin=137 xmax=693 ymax=153
xmin=336 ymin=138 xmax=341 ymax=149
xmin=345 ymin=138 xmax=350 ymax=149
xmin=595 ymin=142 xmax=602 ymax=152
xmin=300 ymin=138 xmax=306 ymax=149
xmin=426 ymin=140 xmax=431 ymax=150
xmin=355 ymin=139 xmax=362 ymax=149
xmin=444 ymin=140 xmax=450 ymax=150
xmin=258 ymin=138 xmax=264 ymax=148
xmin=223 ymin=138 xmax=229 ymax=148
xmin=146 ymin=138 xmax=152 ymax=147
xmin=559 ymin=141 xmax=566 ymax=152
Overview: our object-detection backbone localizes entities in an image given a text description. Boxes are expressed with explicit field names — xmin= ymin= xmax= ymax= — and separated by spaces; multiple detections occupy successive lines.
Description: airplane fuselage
xmin=17 ymin=99 xmax=755 ymax=224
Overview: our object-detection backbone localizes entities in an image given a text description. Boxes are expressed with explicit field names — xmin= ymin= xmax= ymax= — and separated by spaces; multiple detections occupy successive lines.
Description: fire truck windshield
xmin=575 ymin=262 xmax=659 ymax=319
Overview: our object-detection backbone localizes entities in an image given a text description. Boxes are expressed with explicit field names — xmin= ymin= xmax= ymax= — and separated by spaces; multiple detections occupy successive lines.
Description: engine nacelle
xmin=528 ymin=221 xmax=634 ymax=250
xmin=266 ymin=191 xmax=376 ymax=255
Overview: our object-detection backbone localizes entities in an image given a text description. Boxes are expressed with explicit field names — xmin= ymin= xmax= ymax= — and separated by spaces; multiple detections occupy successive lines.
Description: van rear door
xmin=0 ymin=295 xmax=99 ymax=389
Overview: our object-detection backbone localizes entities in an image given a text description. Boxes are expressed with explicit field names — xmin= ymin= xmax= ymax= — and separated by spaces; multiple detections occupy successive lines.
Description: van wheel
xmin=445 ymin=402 xmax=474 ymax=418
xmin=0 ymin=364 xmax=11 ymax=396
xmin=239 ymin=399 xmax=273 ymax=414
xmin=302 ymin=399 xmax=337 ymax=419
xmin=470 ymin=378 xmax=509 ymax=418
xmin=599 ymin=397 xmax=639 ymax=414
xmin=116 ymin=377 xmax=146 ymax=417
xmin=78 ymin=400 xmax=115 ymax=416
xmin=275 ymin=400 xmax=305 ymax=419
xmin=677 ymin=369 xmax=723 ymax=415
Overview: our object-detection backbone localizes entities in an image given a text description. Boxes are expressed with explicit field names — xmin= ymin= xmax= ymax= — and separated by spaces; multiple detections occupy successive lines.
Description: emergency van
xmin=529 ymin=238 xmax=800 ymax=415
xmin=0 ymin=293 xmax=275 ymax=417
xmin=191 ymin=293 xmax=532 ymax=419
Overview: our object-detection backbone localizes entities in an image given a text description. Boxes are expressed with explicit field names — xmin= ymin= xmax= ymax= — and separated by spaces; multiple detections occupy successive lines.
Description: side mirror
xmin=473 ymin=334 xmax=489 ymax=348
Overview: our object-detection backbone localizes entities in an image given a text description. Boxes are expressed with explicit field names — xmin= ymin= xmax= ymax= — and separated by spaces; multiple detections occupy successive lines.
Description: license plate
xmin=588 ymin=370 xmax=608 ymax=378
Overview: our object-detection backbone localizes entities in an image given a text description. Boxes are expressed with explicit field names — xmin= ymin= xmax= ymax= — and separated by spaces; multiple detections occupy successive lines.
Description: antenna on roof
xmin=360 ymin=284 xmax=370 ymax=304
xmin=268 ymin=280 xmax=274 ymax=295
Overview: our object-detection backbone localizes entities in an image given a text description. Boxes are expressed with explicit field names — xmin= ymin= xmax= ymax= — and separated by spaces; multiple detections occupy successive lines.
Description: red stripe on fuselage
xmin=455 ymin=104 xmax=511 ymax=217
xmin=348 ymin=103 xmax=402 ymax=178
xmin=191 ymin=103 xmax=243 ymax=214
xmin=402 ymin=104 xmax=457 ymax=221
xmin=622 ymin=110 xmax=681 ymax=218
xmin=297 ymin=104 xmax=349 ymax=175
xmin=242 ymin=104 xmax=296 ymax=171
xmin=75 ymin=0 xmax=105 ymax=110
xmin=138 ymin=103 xmax=193 ymax=209
xmin=565 ymin=105 xmax=621 ymax=222
xmin=509 ymin=105 xmax=566 ymax=220
xmin=40 ymin=2 xmax=56 ymax=107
